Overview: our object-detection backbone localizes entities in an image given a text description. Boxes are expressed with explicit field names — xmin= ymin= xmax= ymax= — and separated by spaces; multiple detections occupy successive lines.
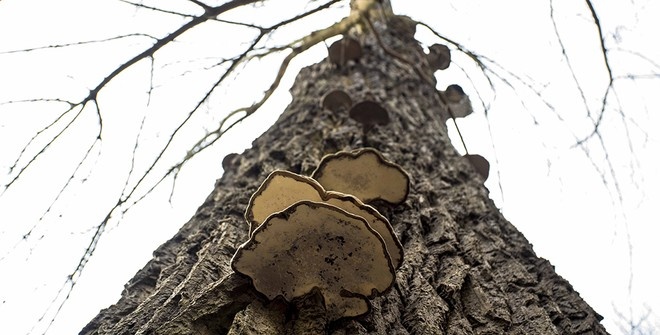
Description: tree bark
xmin=81 ymin=8 xmax=608 ymax=335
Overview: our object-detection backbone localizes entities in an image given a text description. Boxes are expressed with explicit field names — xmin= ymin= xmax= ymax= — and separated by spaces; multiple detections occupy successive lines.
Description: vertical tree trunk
xmin=81 ymin=8 xmax=607 ymax=335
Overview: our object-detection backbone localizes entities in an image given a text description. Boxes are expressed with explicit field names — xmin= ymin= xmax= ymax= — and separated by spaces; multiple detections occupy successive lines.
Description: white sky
xmin=0 ymin=0 xmax=659 ymax=334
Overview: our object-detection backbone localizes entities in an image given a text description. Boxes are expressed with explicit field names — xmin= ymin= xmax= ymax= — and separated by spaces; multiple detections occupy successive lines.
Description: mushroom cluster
xmin=232 ymin=148 xmax=410 ymax=321
xmin=320 ymin=89 xmax=391 ymax=145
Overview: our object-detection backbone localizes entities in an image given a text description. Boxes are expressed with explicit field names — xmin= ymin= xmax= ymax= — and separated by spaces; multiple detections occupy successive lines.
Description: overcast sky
xmin=1 ymin=0 xmax=659 ymax=334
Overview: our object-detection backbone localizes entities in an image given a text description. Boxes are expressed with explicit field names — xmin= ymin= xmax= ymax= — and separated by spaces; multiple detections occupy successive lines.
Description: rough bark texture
xmin=81 ymin=10 xmax=608 ymax=335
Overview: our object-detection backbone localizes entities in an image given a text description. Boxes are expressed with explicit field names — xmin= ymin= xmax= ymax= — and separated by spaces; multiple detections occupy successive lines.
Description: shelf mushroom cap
xmin=232 ymin=201 xmax=395 ymax=321
xmin=311 ymin=148 xmax=410 ymax=205
xmin=245 ymin=170 xmax=403 ymax=268
xmin=245 ymin=170 xmax=323 ymax=233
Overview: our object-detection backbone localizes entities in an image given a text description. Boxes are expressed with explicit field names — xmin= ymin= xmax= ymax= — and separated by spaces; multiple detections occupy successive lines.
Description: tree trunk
xmin=81 ymin=8 xmax=608 ymax=335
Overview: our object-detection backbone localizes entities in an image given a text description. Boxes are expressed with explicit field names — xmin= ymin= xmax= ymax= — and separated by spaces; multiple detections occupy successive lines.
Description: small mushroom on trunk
xmin=427 ymin=43 xmax=451 ymax=71
xmin=387 ymin=15 xmax=417 ymax=38
xmin=222 ymin=153 xmax=240 ymax=172
xmin=348 ymin=100 xmax=390 ymax=145
xmin=232 ymin=201 xmax=395 ymax=321
xmin=463 ymin=154 xmax=490 ymax=181
xmin=442 ymin=84 xmax=473 ymax=119
xmin=312 ymin=148 xmax=410 ymax=206
xmin=327 ymin=37 xmax=362 ymax=66
xmin=322 ymin=89 xmax=352 ymax=113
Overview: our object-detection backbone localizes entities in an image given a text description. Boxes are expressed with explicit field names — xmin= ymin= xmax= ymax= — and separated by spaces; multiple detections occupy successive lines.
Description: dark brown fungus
xmin=463 ymin=154 xmax=490 ymax=181
xmin=443 ymin=84 xmax=473 ymax=119
xmin=222 ymin=153 xmax=239 ymax=172
xmin=388 ymin=15 xmax=416 ymax=38
xmin=328 ymin=37 xmax=362 ymax=66
xmin=349 ymin=101 xmax=390 ymax=127
xmin=445 ymin=84 xmax=466 ymax=103
xmin=349 ymin=100 xmax=389 ymax=144
xmin=322 ymin=90 xmax=353 ymax=112
xmin=427 ymin=44 xmax=451 ymax=71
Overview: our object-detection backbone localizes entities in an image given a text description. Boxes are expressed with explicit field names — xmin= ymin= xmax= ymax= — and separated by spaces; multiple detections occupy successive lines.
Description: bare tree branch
xmin=0 ymin=34 xmax=157 ymax=54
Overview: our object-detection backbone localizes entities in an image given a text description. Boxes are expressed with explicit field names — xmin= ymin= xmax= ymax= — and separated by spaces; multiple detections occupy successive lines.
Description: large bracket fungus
xmin=232 ymin=201 xmax=395 ymax=321
xmin=233 ymin=149 xmax=409 ymax=321
xmin=245 ymin=170 xmax=403 ymax=268
xmin=312 ymin=148 xmax=410 ymax=205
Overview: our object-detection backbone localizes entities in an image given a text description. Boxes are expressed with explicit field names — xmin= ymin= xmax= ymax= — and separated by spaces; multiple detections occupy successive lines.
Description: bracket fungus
xmin=232 ymin=201 xmax=395 ymax=321
xmin=245 ymin=170 xmax=403 ymax=268
xmin=312 ymin=148 xmax=409 ymax=205
xmin=427 ymin=43 xmax=451 ymax=71
xmin=463 ymin=154 xmax=490 ymax=181
xmin=322 ymin=89 xmax=353 ymax=113
xmin=327 ymin=37 xmax=362 ymax=66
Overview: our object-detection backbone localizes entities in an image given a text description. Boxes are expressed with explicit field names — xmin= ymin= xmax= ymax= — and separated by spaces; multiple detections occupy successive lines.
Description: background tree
xmin=0 ymin=0 xmax=657 ymax=334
